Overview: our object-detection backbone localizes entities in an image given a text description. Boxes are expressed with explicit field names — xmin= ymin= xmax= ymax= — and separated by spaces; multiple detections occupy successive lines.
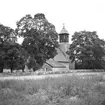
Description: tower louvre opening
xmin=59 ymin=24 xmax=69 ymax=43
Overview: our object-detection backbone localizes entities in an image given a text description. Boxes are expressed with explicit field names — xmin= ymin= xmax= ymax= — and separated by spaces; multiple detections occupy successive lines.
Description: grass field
xmin=0 ymin=73 xmax=105 ymax=105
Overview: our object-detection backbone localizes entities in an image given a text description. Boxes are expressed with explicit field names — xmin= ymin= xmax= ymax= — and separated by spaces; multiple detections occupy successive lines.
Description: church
xmin=42 ymin=25 xmax=75 ymax=72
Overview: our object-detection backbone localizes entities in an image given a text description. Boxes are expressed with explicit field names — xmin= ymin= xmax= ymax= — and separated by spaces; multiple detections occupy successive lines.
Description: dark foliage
xmin=67 ymin=30 xmax=105 ymax=69
xmin=0 ymin=24 xmax=25 ymax=72
xmin=3 ymin=43 xmax=25 ymax=72
xmin=16 ymin=13 xmax=59 ymax=71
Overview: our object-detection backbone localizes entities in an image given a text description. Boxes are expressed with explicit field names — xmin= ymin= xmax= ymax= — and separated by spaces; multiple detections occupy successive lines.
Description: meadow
xmin=0 ymin=73 xmax=105 ymax=105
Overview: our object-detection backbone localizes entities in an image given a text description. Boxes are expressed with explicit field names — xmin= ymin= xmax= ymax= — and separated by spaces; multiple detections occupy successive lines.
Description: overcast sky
xmin=0 ymin=0 xmax=105 ymax=43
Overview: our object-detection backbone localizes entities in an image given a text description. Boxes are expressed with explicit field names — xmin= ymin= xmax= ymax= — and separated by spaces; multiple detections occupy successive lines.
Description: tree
xmin=16 ymin=13 xmax=59 ymax=71
xmin=67 ymin=30 xmax=105 ymax=69
xmin=16 ymin=13 xmax=58 ymax=44
xmin=0 ymin=24 xmax=17 ymax=72
xmin=0 ymin=24 xmax=25 ymax=73
xmin=3 ymin=43 xmax=25 ymax=73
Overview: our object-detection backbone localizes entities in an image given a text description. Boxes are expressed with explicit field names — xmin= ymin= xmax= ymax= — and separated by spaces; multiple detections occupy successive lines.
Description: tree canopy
xmin=3 ymin=42 xmax=25 ymax=72
xmin=0 ymin=24 xmax=25 ymax=72
xmin=16 ymin=13 xmax=59 ymax=71
xmin=67 ymin=30 xmax=105 ymax=69
xmin=16 ymin=13 xmax=58 ymax=44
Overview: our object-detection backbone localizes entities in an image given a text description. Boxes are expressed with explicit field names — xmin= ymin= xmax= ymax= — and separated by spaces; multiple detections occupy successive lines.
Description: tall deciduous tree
xmin=67 ymin=30 xmax=105 ymax=69
xmin=16 ymin=13 xmax=59 ymax=71
xmin=0 ymin=24 xmax=25 ymax=73
xmin=3 ymin=43 xmax=25 ymax=72
xmin=0 ymin=24 xmax=17 ymax=72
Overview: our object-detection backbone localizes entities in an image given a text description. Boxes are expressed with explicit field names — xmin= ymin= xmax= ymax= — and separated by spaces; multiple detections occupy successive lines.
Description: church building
xmin=42 ymin=25 xmax=75 ymax=72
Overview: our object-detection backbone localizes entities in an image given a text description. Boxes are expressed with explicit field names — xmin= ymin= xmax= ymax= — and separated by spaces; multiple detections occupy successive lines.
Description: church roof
xmin=54 ymin=47 xmax=69 ymax=62
xmin=59 ymin=24 xmax=69 ymax=34
xmin=46 ymin=59 xmax=66 ymax=68
xmin=44 ymin=43 xmax=70 ymax=69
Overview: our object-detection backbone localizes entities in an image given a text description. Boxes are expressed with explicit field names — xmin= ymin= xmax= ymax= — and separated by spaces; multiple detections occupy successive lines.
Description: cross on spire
xmin=63 ymin=23 xmax=65 ymax=29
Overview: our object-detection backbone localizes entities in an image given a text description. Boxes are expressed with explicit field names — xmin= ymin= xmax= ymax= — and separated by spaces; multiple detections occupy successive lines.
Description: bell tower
xmin=59 ymin=24 xmax=69 ymax=43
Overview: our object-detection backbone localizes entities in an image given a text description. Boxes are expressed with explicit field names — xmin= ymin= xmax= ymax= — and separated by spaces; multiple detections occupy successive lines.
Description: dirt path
xmin=0 ymin=72 xmax=104 ymax=80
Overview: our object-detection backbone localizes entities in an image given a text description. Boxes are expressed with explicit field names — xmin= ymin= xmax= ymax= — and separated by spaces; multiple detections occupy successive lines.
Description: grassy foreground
xmin=0 ymin=74 xmax=105 ymax=105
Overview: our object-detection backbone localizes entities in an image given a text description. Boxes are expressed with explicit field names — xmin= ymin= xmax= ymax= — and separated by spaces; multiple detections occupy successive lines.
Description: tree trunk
xmin=0 ymin=64 xmax=4 ymax=73
xmin=22 ymin=65 xmax=25 ymax=72
xmin=10 ymin=67 xmax=13 ymax=73
xmin=0 ymin=65 xmax=4 ymax=73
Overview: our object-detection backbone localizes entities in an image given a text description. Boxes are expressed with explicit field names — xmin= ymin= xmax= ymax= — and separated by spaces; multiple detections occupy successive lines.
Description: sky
xmin=0 ymin=0 xmax=105 ymax=43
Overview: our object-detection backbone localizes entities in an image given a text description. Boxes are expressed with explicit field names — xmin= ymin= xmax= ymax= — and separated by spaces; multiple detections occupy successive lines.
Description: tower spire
xmin=59 ymin=23 xmax=69 ymax=43
xmin=63 ymin=23 xmax=65 ymax=29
